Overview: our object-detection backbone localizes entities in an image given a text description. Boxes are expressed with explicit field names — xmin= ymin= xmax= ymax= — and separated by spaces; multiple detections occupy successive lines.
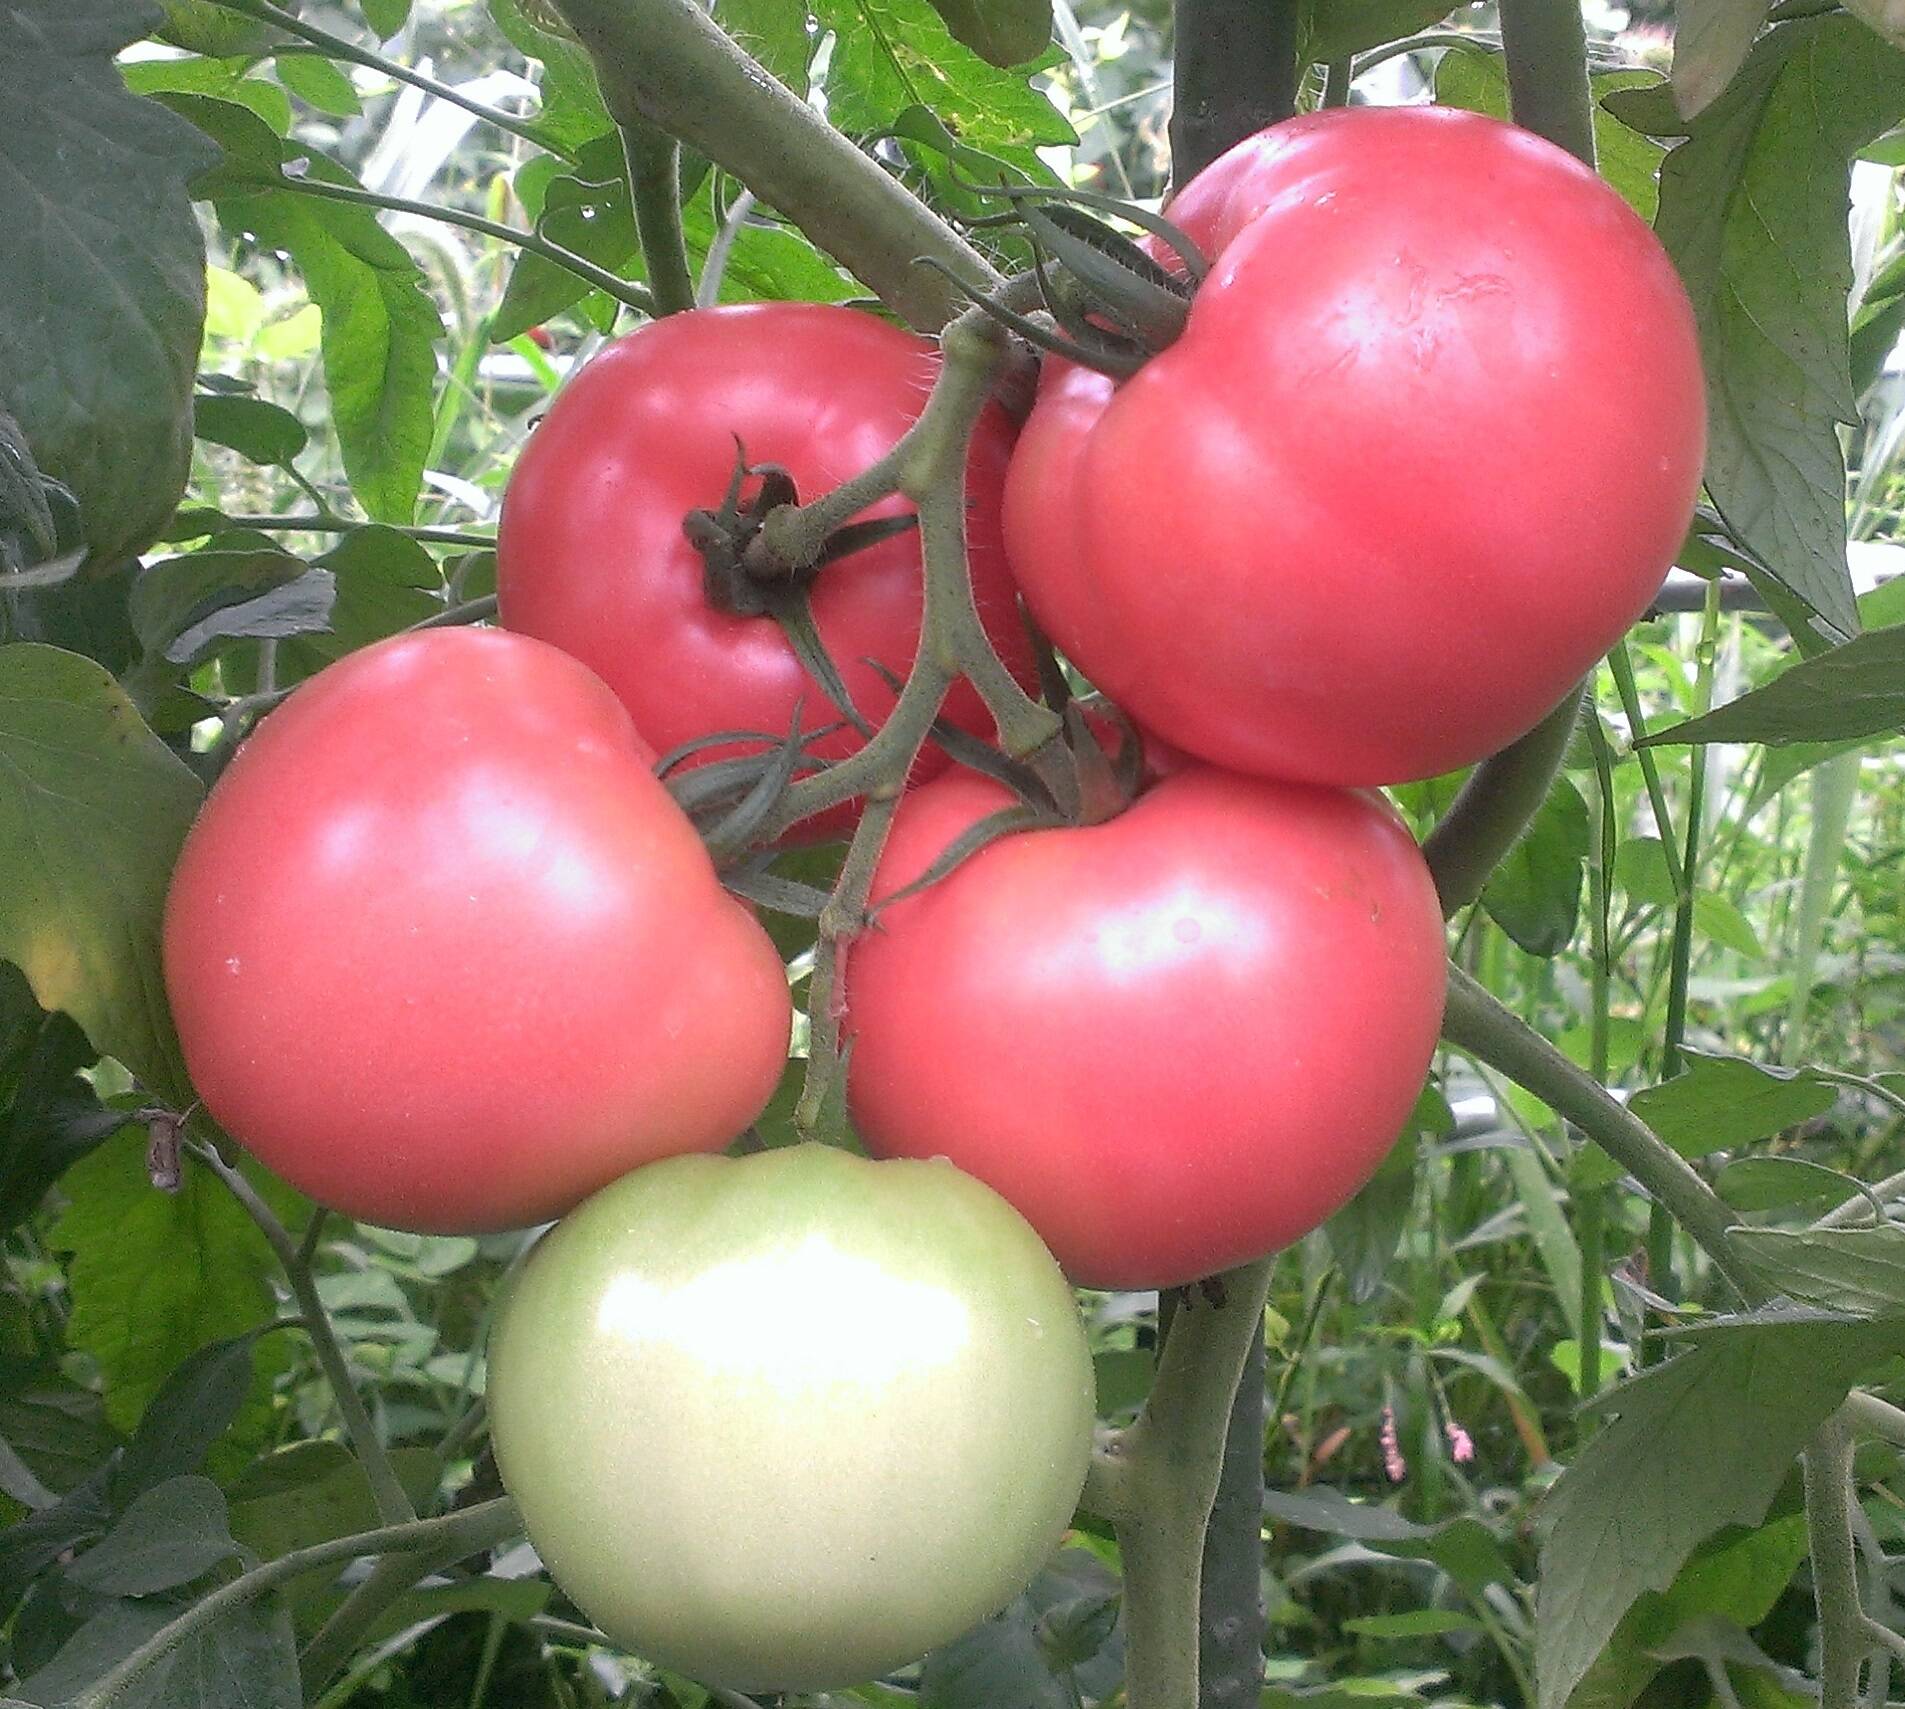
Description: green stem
xmin=1806 ymin=1411 xmax=1866 ymax=1709
xmin=68 ymin=1499 xmax=517 ymax=1709
xmin=1422 ymin=691 xmax=1581 ymax=916
xmin=1100 ymin=1260 xmax=1278 ymax=1709
xmin=1498 ymin=0 xmax=1596 ymax=164
xmin=273 ymin=177 xmax=657 ymax=319
xmin=1440 ymin=967 xmax=1758 ymax=1299
xmin=1844 ymin=1391 xmax=1905 ymax=1449
xmin=1197 ymin=1313 xmax=1267 ymax=1709
xmin=1321 ymin=59 xmax=1354 ymax=106
xmin=1168 ymin=0 xmax=1302 ymax=184
xmin=211 ymin=0 xmax=554 ymax=152
xmin=189 ymin=1141 xmax=416 ymax=1525
xmin=549 ymin=0 xmax=996 ymax=329
xmin=1781 ymin=753 xmax=1862 ymax=1068
xmin=215 ymin=515 xmax=496 ymax=548
xmin=1607 ymin=641 xmax=1688 ymax=895
xmin=622 ymin=117 xmax=696 ymax=316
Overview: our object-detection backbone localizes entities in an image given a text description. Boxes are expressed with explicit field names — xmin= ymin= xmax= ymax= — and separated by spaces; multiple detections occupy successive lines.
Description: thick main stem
xmin=622 ymin=117 xmax=696 ymax=316
xmin=1807 ymin=1412 xmax=1866 ymax=1709
xmin=1169 ymin=0 xmax=1301 ymax=184
xmin=549 ymin=0 xmax=996 ymax=329
xmin=1110 ymin=1260 xmax=1277 ymax=1709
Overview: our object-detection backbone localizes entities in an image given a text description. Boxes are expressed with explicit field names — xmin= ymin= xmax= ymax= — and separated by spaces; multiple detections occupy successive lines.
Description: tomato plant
xmin=162 ymin=628 xmax=793 ymax=1234
xmin=1003 ymin=105 xmax=1708 ymax=787
xmin=487 ymin=1143 xmax=1096 ymax=1692
xmin=497 ymin=303 xmax=1034 ymax=833
xmin=845 ymin=764 xmax=1448 ymax=1289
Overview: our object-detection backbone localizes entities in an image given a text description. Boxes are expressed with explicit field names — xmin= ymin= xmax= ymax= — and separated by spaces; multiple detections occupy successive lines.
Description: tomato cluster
xmin=160 ymin=103 xmax=1702 ymax=1694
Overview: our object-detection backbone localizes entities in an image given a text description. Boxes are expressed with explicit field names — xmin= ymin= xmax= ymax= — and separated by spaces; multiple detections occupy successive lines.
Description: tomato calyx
xmin=935 ymin=181 xmax=1208 ymax=380
xmin=684 ymin=438 xmax=918 ymax=620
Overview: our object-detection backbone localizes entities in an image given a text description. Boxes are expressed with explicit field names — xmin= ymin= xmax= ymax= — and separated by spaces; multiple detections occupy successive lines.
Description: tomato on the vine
xmin=845 ymin=764 xmax=1447 ymax=1290
xmin=163 ymin=628 xmax=792 ymax=1234
xmin=496 ymin=303 xmax=1035 ymax=835
xmin=487 ymin=1143 xmax=1095 ymax=1692
xmin=1003 ymin=105 xmax=1707 ymax=788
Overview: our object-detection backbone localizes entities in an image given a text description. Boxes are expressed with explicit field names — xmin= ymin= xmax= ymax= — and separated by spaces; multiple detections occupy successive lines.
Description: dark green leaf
xmin=193 ymin=395 xmax=309 ymax=467
xmin=116 ymin=1333 xmax=271 ymax=1506
xmin=156 ymin=0 xmax=275 ymax=56
xmin=1481 ymin=775 xmax=1590 ymax=956
xmin=1728 ymin=1225 xmax=1905 ymax=1316
xmin=69 ymin=1476 xmax=239 ymax=1595
xmin=1327 ymin=1112 xmax=1430 ymax=1303
xmin=0 ymin=964 xmax=128 ymax=1232
xmin=1648 ymin=16 xmax=1905 ymax=640
xmin=1716 ymin=1156 xmax=1861 ymax=1213
xmin=0 ymin=1364 xmax=121 ymax=1501
xmin=131 ymin=543 xmax=333 ymax=668
xmin=1302 ymin=0 xmax=1459 ymax=64
xmin=10 ymin=1589 xmax=298 ymax=1709
xmin=1637 ymin=624 xmax=1905 ymax=747
xmin=273 ymin=52 xmax=364 ymax=117
xmin=1536 ymin=1309 xmax=1905 ymax=1709
xmin=925 ymin=0 xmax=1053 ymax=67
xmin=1852 ymin=244 xmax=1905 ymax=396
xmin=1261 ymin=1487 xmax=1512 ymax=1592
xmin=0 ymin=1468 xmax=113 ymax=1625
xmin=921 ymin=1550 xmax=1124 ymax=1709
xmin=1626 ymin=1054 xmax=1837 ymax=1158
xmin=45 ymin=1137 xmax=296 ymax=1435
xmin=0 ymin=645 xmax=201 ymax=1100
xmin=1670 ymin=0 xmax=1771 ymax=120
xmin=1342 ymin=1610 xmax=1483 ymax=1638
xmin=0 ymin=0 xmax=217 ymax=567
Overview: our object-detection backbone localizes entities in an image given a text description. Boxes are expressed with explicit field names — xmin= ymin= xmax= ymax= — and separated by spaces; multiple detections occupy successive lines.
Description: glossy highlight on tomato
xmin=846 ymin=764 xmax=1447 ymax=1289
xmin=1003 ymin=105 xmax=1707 ymax=788
xmin=497 ymin=303 xmax=1035 ymax=833
xmin=487 ymin=1143 xmax=1095 ymax=1692
xmin=162 ymin=628 xmax=792 ymax=1234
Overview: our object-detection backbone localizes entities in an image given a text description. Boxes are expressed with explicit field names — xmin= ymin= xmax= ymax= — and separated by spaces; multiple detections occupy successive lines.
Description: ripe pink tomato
xmin=497 ymin=304 xmax=1035 ymax=835
xmin=163 ymin=628 xmax=792 ymax=1233
xmin=1003 ymin=105 xmax=1707 ymax=787
xmin=845 ymin=764 xmax=1447 ymax=1290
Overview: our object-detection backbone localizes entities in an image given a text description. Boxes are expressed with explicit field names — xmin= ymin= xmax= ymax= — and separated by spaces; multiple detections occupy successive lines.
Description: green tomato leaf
xmin=488 ymin=0 xmax=612 ymax=151
xmin=1536 ymin=1308 xmax=1905 ymax=1709
xmin=924 ymin=0 xmax=1053 ymax=67
xmin=0 ymin=645 xmax=201 ymax=1100
xmin=1262 ymin=1487 xmax=1513 ymax=1593
xmin=8 ymin=1586 xmax=297 ymax=1709
xmin=0 ymin=0 xmax=217 ymax=569
xmin=166 ymin=95 xmax=443 ymax=526
xmin=814 ymin=0 xmax=1074 ymax=150
xmin=130 ymin=541 xmax=335 ymax=668
xmin=1481 ymin=775 xmax=1590 ymax=957
xmin=68 ymin=1475 xmax=241 ymax=1595
xmin=1646 ymin=15 xmax=1905 ymax=642
xmin=122 ymin=56 xmax=294 ymax=136
xmin=1301 ymin=0 xmax=1457 ymax=64
xmin=1626 ymin=1054 xmax=1837 ymax=1158
xmin=359 ymin=0 xmax=415 ymax=37
xmin=1326 ymin=1093 xmax=1446 ymax=1302
xmin=1638 ymin=623 xmax=1905 ymax=748
xmin=921 ymin=1550 xmax=1124 ymax=1709
xmin=1727 ymin=1225 xmax=1905 ymax=1317
xmin=0 ymin=1364 xmax=121 ymax=1505
xmin=155 ymin=0 xmax=275 ymax=56
xmin=45 ymin=1136 xmax=297 ymax=1436
xmin=193 ymin=394 xmax=310 ymax=468
xmin=1716 ymin=1155 xmax=1862 ymax=1213
xmin=273 ymin=51 xmax=364 ymax=117
xmin=116 ymin=1331 xmax=279 ymax=1506
xmin=1670 ymin=0 xmax=1771 ymax=119
xmin=1845 ymin=0 xmax=1905 ymax=49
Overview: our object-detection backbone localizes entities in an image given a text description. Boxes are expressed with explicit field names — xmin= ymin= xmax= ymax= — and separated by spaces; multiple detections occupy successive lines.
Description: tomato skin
xmin=1003 ymin=106 xmax=1707 ymax=787
xmin=162 ymin=628 xmax=792 ymax=1234
xmin=497 ymin=304 xmax=1034 ymax=834
xmin=846 ymin=766 xmax=1446 ymax=1290
xmin=487 ymin=1144 xmax=1095 ymax=1692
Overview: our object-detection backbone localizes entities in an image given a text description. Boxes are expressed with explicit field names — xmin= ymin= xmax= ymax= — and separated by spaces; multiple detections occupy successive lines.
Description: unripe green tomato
xmin=487 ymin=1144 xmax=1096 ymax=1693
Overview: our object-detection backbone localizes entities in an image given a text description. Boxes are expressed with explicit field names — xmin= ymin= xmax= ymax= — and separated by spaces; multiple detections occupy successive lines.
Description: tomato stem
xmin=621 ymin=115 xmax=697 ymax=317
xmin=1106 ymin=1258 xmax=1276 ymax=1709
xmin=548 ymin=0 xmax=997 ymax=330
